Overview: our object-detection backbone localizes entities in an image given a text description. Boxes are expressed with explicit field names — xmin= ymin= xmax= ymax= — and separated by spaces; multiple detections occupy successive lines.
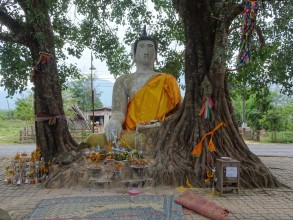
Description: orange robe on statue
xmin=124 ymin=73 xmax=182 ymax=130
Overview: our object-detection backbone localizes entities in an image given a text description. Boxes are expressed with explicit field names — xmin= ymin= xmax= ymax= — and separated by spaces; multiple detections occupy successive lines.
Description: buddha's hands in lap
xmin=104 ymin=119 xmax=123 ymax=142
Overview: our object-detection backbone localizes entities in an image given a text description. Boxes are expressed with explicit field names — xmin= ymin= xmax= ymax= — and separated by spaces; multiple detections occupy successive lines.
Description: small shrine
xmin=4 ymin=130 xmax=154 ymax=189
xmin=5 ymin=150 xmax=50 ymax=185
xmin=81 ymin=137 xmax=150 ymax=189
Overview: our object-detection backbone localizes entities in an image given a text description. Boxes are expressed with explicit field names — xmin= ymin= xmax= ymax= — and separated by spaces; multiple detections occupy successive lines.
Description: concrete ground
xmin=0 ymin=154 xmax=293 ymax=219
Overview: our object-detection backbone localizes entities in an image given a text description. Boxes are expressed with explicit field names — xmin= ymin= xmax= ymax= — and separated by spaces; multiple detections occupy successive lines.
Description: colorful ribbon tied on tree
xmin=192 ymin=121 xmax=227 ymax=157
xmin=199 ymin=96 xmax=214 ymax=119
xmin=238 ymin=0 xmax=259 ymax=67
xmin=35 ymin=114 xmax=66 ymax=125
xmin=31 ymin=52 xmax=54 ymax=80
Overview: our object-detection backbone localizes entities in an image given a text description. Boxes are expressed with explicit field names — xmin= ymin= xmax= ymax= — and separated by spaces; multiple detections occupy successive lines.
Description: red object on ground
xmin=128 ymin=189 xmax=141 ymax=195
xmin=175 ymin=190 xmax=229 ymax=220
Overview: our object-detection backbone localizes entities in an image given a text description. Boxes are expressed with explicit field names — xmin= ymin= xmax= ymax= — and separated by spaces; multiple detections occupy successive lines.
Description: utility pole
xmin=90 ymin=52 xmax=96 ymax=133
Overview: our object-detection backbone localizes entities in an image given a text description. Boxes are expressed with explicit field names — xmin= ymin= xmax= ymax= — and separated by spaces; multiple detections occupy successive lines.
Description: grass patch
xmin=260 ymin=131 xmax=293 ymax=144
xmin=0 ymin=119 xmax=91 ymax=145
xmin=0 ymin=120 xmax=32 ymax=145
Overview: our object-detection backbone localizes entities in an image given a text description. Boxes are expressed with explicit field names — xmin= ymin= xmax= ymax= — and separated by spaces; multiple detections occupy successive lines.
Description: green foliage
xmin=14 ymin=93 xmax=34 ymax=121
xmin=231 ymin=94 xmax=243 ymax=126
xmin=65 ymin=76 xmax=103 ymax=112
xmin=71 ymin=0 xmax=184 ymax=79
xmin=246 ymin=89 xmax=273 ymax=130
xmin=228 ymin=1 xmax=293 ymax=96
xmin=0 ymin=43 xmax=32 ymax=96
xmin=260 ymin=130 xmax=293 ymax=144
xmin=260 ymin=109 xmax=282 ymax=131
xmin=260 ymin=109 xmax=283 ymax=142
xmin=157 ymin=50 xmax=184 ymax=80
xmin=0 ymin=109 xmax=14 ymax=120
xmin=0 ymin=0 xmax=292 ymax=108
xmin=232 ymin=89 xmax=292 ymax=135
xmin=58 ymin=64 xmax=81 ymax=87
xmin=271 ymin=93 xmax=293 ymax=132
xmin=231 ymin=87 xmax=271 ymax=130
xmin=0 ymin=119 xmax=27 ymax=144
xmin=61 ymin=89 xmax=79 ymax=118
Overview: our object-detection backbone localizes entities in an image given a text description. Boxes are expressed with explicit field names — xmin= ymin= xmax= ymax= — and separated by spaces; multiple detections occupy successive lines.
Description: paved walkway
xmin=0 ymin=144 xmax=35 ymax=157
xmin=247 ymin=143 xmax=293 ymax=157
xmin=0 ymin=155 xmax=293 ymax=220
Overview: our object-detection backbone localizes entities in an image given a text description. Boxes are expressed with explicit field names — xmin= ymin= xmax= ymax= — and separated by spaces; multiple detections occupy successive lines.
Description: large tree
xmin=149 ymin=0 xmax=292 ymax=188
xmin=0 ymin=0 xmax=80 ymax=161
xmin=0 ymin=0 xmax=126 ymax=162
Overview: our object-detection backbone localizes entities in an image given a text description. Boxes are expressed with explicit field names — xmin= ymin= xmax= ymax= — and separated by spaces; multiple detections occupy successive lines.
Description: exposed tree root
xmin=150 ymin=95 xmax=283 ymax=188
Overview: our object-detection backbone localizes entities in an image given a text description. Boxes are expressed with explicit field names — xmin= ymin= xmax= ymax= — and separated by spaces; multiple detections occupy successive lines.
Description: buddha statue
xmin=104 ymin=27 xmax=182 ymax=142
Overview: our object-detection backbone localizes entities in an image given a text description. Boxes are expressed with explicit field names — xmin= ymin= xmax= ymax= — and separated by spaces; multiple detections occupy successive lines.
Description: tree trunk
xmin=256 ymin=130 xmax=260 ymax=142
xmin=150 ymin=0 xmax=282 ymax=188
xmin=27 ymin=1 xmax=79 ymax=163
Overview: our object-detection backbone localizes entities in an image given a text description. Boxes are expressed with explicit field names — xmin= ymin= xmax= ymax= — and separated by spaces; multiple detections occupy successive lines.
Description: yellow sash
xmin=124 ymin=73 xmax=181 ymax=130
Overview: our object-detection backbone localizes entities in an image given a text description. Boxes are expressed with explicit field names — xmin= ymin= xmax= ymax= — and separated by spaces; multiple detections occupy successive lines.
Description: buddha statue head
xmin=132 ymin=26 xmax=158 ymax=68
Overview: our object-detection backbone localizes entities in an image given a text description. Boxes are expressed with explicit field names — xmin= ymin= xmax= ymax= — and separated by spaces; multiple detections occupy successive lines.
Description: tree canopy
xmin=1 ymin=1 xmax=292 ymax=98
xmin=0 ymin=0 xmax=185 ymax=95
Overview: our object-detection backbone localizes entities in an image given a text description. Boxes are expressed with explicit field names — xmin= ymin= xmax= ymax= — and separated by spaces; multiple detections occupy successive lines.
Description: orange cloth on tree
xmin=124 ymin=73 xmax=181 ymax=130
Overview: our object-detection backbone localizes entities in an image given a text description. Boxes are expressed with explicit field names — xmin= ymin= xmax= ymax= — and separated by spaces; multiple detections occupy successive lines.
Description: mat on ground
xmin=28 ymin=194 xmax=184 ymax=220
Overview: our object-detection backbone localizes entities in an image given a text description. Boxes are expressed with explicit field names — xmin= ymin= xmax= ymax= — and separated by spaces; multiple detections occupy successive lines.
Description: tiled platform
xmin=0 ymin=156 xmax=293 ymax=220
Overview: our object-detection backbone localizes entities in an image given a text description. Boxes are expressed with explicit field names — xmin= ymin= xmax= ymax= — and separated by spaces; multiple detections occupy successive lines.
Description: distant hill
xmin=0 ymin=78 xmax=114 ymax=110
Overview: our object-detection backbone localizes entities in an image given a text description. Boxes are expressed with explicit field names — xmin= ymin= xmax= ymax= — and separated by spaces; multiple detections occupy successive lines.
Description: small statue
xmin=105 ymin=26 xmax=181 ymax=142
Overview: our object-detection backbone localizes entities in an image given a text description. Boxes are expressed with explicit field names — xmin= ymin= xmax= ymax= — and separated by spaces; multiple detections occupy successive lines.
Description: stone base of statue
xmin=45 ymin=154 xmax=154 ymax=189
xmin=44 ymin=124 xmax=161 ymax=189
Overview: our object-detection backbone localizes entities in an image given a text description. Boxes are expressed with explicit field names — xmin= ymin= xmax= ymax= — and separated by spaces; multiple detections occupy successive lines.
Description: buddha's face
xmin=135 ymin=40 xmax=156 ymax=66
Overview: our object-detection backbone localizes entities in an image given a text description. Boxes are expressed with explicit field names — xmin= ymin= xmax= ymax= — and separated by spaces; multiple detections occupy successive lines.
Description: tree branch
xmin=222 ymin=3 xmax=245 ymax=23
xmin=0 ymin=32 xmax=21 ymax=44
xmin=255 ymin=25 xmax=266 ymax=48
xmin=0 ymin=7 xmax=29 ymax=45
xmin=15 ymin=0 xmax=30 ymax=17
xmin=171 ymin=0 xmax=187 ymax=17
xmin=0 ymin=10 xmax=23 ymax=34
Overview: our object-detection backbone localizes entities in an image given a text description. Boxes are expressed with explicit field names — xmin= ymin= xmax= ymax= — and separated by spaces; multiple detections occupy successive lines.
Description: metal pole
xmin=91 ymin=71 xmax=94 ymax=133
xmin=90 ymin=52 xmax=96 ymax=133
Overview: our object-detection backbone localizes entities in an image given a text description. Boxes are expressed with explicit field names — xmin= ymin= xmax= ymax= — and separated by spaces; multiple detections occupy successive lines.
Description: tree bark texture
xmin=150 ymin=0 xmax=282 ymax=188
xmin=25 ymin=1 xmax=78 ymax=162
